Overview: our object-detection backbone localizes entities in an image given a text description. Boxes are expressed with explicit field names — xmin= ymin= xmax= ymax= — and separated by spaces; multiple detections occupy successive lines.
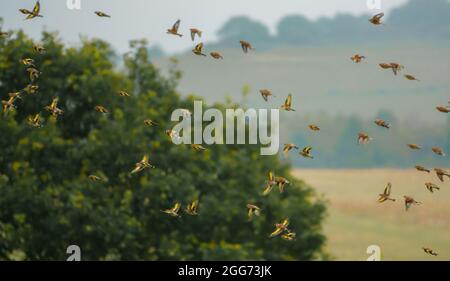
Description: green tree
xmin=0 ymin=28 xmax=327 ymax=260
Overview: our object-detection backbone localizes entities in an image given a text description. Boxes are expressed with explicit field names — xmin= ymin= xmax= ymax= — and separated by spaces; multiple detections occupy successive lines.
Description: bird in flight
xmin=404 ymin=74 xmax=419 ymax=81
xmin=281 ymin=230 xmax=296 ymax=241
xmin=424 ymin=182 xmax=440 ymax=193
xmin=28 ymin=113 xmax=43 ymax=128
xmin=21 ymin=58 xmax=35 ymax=67
xmin=434 ymin=168 xmax=450 ymax=182
xmin=22 ymin=84 xmax=39 ymax=95
xmin=95 ymin=11 xmax=111 ymax=18
xmin=404 ymin=196 xmax=421 ymax=211
xmin=422 ymin=247 xmax=438 ymax=256
xmin=309 ymin=124 xmax=320 ymax=131
xmin=95 ymin=105 xmax=109 ymax=114
xmin=130 ymin=154 xmax=154 ymax=174
xmin=432 ymin=147 xmax=445 ymax=156
xmin=246 ymin=204 xmax=261 ymax=221
xmin=369 ymin=13 xmax=384 ymax=25
xmin=374 ymin=119 xmax=390 ymax=129
xmin=44 ymin=97 xmax=64 ymax=117
xmin=407 ymin=143 xmax=421 ymax=150
xmin=415 ymin=165 xmax=430 ymax=173
xmin=118 ymin=91 xmax=130 ymax=97
xmin=210 ymin=52 xmax=223 ymax=59
xmin=2 ymin=95 xmax=18 ymax=114
xmin=262 ymin=171 xmax=277 ymax=196
xmin=190 ymin=28 xmax=202 ymax=41
xmin=191 ymin=144 xmax=206 ymax=151
xmin=162 ymin=202 xmax=181 ymax=217
xmin=436 ymin=106 xmax=449 ymax=113
xmin=274 ymin=176 xmax=290 ymax=193
xmin=144 ymin=119 xmax=158 ymax=127
xmin=259 ymin=89 xmax=273 ymax=102
xmin=350 ymin=54 xmax=366 ymax=63
xmin=192 ymin=43 xmax=207 ymax=56
xmin=269 ymin=218 xmax=291 ymax=238
xmin=88 ymin=175 xmax=107 ymax=182
xmin=33 ymin=44 xmax=46 ymax=53
xmin=378 ymin=182 xmax=396 ymax=203
xmin=27 ymin=67 xmax=41 ymax=82
xmin=20 ymin=1 xmax=43 ymax=20
xmin=358 ymin=132 xmax=372 ymax=145
xmin=379 ymin=62 xmax=404 ymax=75
xmin=299 ymin=146 xmax=314 ymax=159
xmin=185 ymin=200 xmax=199 ymax=216
xmin=283 ymin=144 xmax=299 ymax=156
xmin=239 ymin=40 xmax=254 ymax=53
xmin=167 ymin=20 xmax=183 ymax=37
xmin=280 ymin=94 xmax=295 ymax=111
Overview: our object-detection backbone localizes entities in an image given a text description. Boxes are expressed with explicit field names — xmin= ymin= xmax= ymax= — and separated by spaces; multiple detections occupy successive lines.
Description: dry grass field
xmin=293 ymin=169 xmax=450 ymax=261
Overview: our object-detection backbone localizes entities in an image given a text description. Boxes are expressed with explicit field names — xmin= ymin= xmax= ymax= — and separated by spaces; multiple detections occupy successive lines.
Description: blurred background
xmin=0 ymin=0 xmax=449 ymax=260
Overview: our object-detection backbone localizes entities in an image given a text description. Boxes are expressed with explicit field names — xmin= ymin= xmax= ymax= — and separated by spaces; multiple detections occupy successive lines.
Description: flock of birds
xmin=1 ymin=2 xmax=449 ymax=258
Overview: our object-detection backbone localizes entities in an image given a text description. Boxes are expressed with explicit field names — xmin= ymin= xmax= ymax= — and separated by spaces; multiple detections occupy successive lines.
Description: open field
xmin=293 ymin=169 xmax=450 ymax=261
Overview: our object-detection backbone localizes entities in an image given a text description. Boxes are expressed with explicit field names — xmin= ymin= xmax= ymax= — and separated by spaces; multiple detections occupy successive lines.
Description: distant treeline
xmin=206 ymin=0 xmax=450 ymax=51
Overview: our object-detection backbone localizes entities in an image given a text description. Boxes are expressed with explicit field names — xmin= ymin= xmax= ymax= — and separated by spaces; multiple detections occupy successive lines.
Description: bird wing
xmin=172 ymin=20 xmax=181 ymax=32
xmin=303 ymin=146 xmax=312 ymax=154
xmin=142 ymin=154 xmax=149 ymax=163
xmin=384 ymin=182 xmax=391 ymax=196
xmin=285 ymin=94 xmax=292 ymax=107
xmin=32 ymin=1 xmax=40 ymax=14
xmin=190 ymin=29 xmax=195 ymax=41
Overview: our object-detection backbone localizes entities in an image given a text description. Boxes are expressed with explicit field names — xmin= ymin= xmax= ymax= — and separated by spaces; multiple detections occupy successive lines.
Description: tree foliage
xmin=0 ymin=29 xmax=327 ymax=260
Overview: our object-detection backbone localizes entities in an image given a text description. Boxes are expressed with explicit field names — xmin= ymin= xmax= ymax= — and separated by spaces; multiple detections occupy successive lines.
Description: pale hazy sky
xmin=0 ymin=0 xmax=408 ymax=53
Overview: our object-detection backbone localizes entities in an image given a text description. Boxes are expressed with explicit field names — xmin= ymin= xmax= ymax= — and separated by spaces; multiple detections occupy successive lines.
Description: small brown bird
xmin=190 ymin=28 xmax=202 ymax=41
xmin=358 ymin=132 xmax=372 ymax=145
xmin=239 ymin=40 xmax=254 ymax=53
xmin=269 ymin=218 xmax=290 ymax=238
xmin=44 ymin=97 xmax=64 ymax=117
xmin=274 ymin=176 xmax=290 ymax=193
xmin=192 ymin=43 xmax=206 ymax=56
xmin=161 ymin=202 xmax=181 ymax=217
xmin=20 ymin=1 xmax=43 ymax=20
xmin=404 ymin=74 xmax=419 ymax=81
xmin=130 ymin=154 xmax=154 ymax=174
xmin=27 ymin=113 xmax=43 ymax=127
xmin=374 ymin=119 xmax=390 ymax=129
xmin=404 ymin=196 xmax=421 ymax=211
xmin=432 ymin=147 xmax=445 ymax=156
xmin=210 ymin=52 xmax=223 ymax=59
xmin=309 ymin=124 xmax=320 ymax=131
xmin=33 ymin=44 xmax=46 ymax=53
xmin=390 ymin=63 xmax=404 ymax=75
xmin=434 ymin=168 xmax=450 ymax=182
xmin=280 ymin=94 xmax=295 ymax=111
xmin=185 ymin=200 xmax=199 ymax=216
xmin=191 ymin=144 xmax=206 ymax=151
xmin=246 ymin=204 xmax=261 ymax=221
xmin=424 ymin=182 xmax=440 ymax=193
xmin=263 ymin=171 xmax=277 ymax=196
xmin=20 ymin=58 xmax=35 ymax=67
xmin=95 ymin=11 xmax=111 ymax=18
xmin=88 ymin=175 xmax=105 ymax=182
xmin=0 ymin=31 xmax=8 ymax=37
xmin=259 ymin=89 xmax=273 ymax=102
xmin=167 ymin=19 xmax=183 ymax=37
xmin=407 ymin=143 xmax=421 ymax=150
xmin=118 ymin=91 xmax=130 ymax=97
xmin=422 ymin=247 xmax=438 ymax=256
xmin=299 ymin=146 xmax=314 ymax=159
xmin=415 ymin=165 xmax=430 ymax=173
xmin=369 ymin=13 xmax=384 ymax=25
xmin=378 ymin=183 xmax=396 ymax=203
xmin=379 ymin=63 xmax=391 ymax=69
xmin=283 ymin=144 xmax=299 ymax=156
xmin=2 ymin=96 xmax=16 ymax=114
xmin=350 ymin=54 xmax=366 ymax=63
xmin=95 ymin=105 xmax=109 ymax=114
xmin=144 ymin=119 xmax=158 ymax=126
xmin=27 ymin=67 xmax=41 ymax=81
xmin=281 ymin=230 xmax=296 ymax=241
xmin=436 ymin=106 xmax=449 ymax=113
xmin=22 ymin=84 xmax=39 ymax=95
